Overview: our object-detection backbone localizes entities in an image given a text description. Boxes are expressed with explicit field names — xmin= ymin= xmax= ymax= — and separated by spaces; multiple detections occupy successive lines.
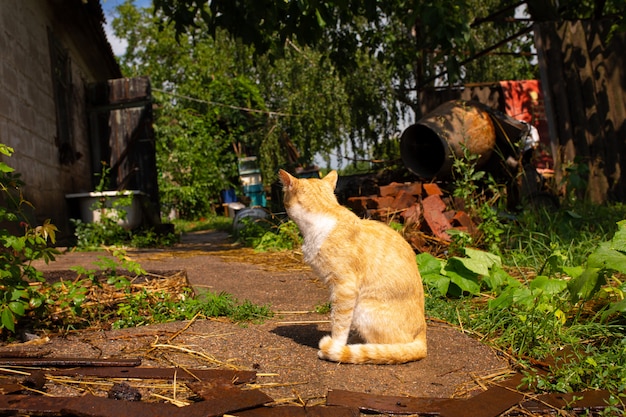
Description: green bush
xmin=421 ymin=219 xmax=626 ymax=394
xmin=0 ymin=144 xmax=59 ymax=334
xmin=237 ymin=217 xmax=302 ymax=252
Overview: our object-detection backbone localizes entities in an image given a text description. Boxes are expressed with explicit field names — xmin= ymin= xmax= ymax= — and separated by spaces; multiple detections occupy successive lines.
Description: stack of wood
xmin=345 ymin=181 xmax=478 ymax=251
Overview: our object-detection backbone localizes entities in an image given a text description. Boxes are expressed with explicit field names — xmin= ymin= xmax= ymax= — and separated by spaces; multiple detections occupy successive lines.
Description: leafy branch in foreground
xmin=0 ymin=144 xmax=59 ymax=334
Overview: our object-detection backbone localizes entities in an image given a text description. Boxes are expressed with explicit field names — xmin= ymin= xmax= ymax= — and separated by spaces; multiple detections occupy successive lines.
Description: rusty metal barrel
xmin=400 ymin=100 xmax=497 ymax=179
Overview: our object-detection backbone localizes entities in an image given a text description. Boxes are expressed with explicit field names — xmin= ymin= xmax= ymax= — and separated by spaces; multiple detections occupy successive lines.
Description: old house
xmin=1 ymin=0 xmax=159 ymax=241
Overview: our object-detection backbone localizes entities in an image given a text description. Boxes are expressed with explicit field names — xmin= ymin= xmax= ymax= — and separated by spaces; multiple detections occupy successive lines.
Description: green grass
xmin=112 ymin=288 xmax=273 ymax=329
xmin=501 ymin=202 xmax=626 ymax=269
xmin=171 ymin=215 xmax=233 ymax=234
xmin=422 ymin=201 xmax=626 ymax=399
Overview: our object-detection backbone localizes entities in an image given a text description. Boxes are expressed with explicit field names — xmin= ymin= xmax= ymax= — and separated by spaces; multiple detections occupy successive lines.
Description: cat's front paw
xmin=318 ymin=335 xmax=343 ymax=360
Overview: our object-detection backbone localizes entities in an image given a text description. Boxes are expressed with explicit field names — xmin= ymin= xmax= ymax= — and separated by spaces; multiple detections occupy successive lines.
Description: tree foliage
xmin=152 ymin=0 xmax=625 ymax=105
xmin=113 ymin=0 xmax=626 ymax=217
xmin=113 ymin=1 xmax=358 ymax=215
xmin=152 ymin=0 xmax=538 ymax=88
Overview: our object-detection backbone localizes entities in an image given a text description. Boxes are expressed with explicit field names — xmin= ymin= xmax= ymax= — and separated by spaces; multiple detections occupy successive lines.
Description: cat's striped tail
xmin=318 ymin=335 xmax=427 ymax=364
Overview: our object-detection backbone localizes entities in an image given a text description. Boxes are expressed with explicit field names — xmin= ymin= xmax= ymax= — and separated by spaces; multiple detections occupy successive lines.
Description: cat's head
xmin=278 ymin=169 xmax=339 ymax=212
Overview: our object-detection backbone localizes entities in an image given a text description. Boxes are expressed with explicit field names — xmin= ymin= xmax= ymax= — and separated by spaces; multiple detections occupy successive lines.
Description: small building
xmin=0 ymin=0 xmax=159 ymax=241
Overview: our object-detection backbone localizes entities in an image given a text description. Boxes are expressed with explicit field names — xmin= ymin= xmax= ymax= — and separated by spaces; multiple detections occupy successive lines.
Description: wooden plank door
xmin=88 ymin=76 xmax=161 ymax=221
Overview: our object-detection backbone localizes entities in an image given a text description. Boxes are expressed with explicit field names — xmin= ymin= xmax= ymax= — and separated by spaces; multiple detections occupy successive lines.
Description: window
xmin=48 ymin=29 xmax=77 ymax=165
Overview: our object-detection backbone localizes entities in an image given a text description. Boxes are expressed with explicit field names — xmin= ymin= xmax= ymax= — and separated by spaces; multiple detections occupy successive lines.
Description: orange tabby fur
xmin=278 ymin=169 xmax=427 ymax=364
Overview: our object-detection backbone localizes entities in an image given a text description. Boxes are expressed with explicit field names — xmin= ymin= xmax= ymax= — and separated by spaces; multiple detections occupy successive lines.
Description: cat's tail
xmin=318 ymin=335 xmax=427 ymax=364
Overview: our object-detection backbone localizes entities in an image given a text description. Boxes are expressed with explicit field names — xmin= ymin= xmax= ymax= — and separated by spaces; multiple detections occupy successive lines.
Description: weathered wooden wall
xmin=535 ymin=20 xmax=626 ymax=203
xmin=88 ymin=77 xmax=161 ymax=220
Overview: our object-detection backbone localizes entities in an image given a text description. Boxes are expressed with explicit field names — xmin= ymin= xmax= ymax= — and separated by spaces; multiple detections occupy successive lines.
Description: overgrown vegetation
xmin=71 ymin=163 xmax=178 ymax=250
xmin=236 ymin=215 xmax=302 ymax=252
xmin=416 ymin=150 xmax=626 ymax=399
xmin=44 ymin=252 xmax=272 ymax=332
xmin=0 ymin=144 xmax=59 ymax=333
xmin=0 ymin=146 xmax=271 ymax=337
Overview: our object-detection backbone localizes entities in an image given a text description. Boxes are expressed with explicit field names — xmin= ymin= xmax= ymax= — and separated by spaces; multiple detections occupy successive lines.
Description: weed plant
xmin=450 ymin=143 xmax=505 ymax=254
xmin=430 ymin=146 xmax=626 ymax=398
xmin=0 ymin=144 xmax=59 ymax=334
xmin=113 ymin=288 xmax=273 ymax=329
xmin=237 ymin=216 xmax=302 ymax=252
xmin=171 ymin=215 xmax=233 ymax=234
xmin=71 ymin=162 xmax=180 ymax=250
xmin=0 ymin=146 xmax=269 ymax=336
xmin=18 ymin=250 xmax=272 ymax=333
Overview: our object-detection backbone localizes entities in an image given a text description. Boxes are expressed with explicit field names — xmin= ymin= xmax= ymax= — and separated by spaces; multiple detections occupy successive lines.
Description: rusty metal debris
xmin=47 ymin=366 xmax=256 ymax=383
xmin=0 ymin=358 xmax=348 ymax=417
xmin=0 ymin=357 xmax=141 ymax=367
xmin=326 ymin=388 xmax=449 ymax=415
xmin=187 ymin=379 xmax=273 ymax=414
xmin=0 ymin=356 xmax=621 ymax=416
xmin=326 ymin=377 xmax=622 ymax=416
xmin=346 ymin=179 xmax=476 ymax=254
xmin=0 ymin=383 xmax=24 ymax=395
xmin=236 ymin=405 xmax=360 ymax=416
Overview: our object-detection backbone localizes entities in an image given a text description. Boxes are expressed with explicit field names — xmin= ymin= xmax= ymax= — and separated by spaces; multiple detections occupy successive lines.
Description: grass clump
xmin=423 ymin=147 xmax=626 ymax=399
xmin=422 ymin=214 xmax=626 ymax=396
xmin=171 ymin=215 xmax=233 ymax=234
xmin=236 ymin=216 xmax=302 ymax=252
xmin=113 ymin=289 xmax=273 ymax=329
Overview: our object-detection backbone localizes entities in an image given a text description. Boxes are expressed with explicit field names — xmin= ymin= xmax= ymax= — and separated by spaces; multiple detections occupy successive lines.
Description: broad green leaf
xmin=10 ymin=289 xmax=28 ymax=301
xmin=452 ymin=247 xmax=501 ymax=276
xmin=5 ymin=235 xmax=25 ymax=252
xmin=488 ymin=285 xmax=532 ymax=310
xmin=29 ymin=297 xmax=43 ymax=309
xmin=419 ymin=254 xmax=451 ymax=296
xmin=530 ymin=275 xmax=567 ymax=295
xmin=588 ymin=242 xmax=626 ymax=274
xmin=1 ymin=308 xmax=15 ymax=332
xmin=8 ymin=301 xmax=25 ymax=316
xmin=416 ymin=253 xmax=443 ymax=276
xmin=561 ymin=265 xmax=585 ymax=279
xmin=483 ymin=265 xmax=518 ymax=292
xmin=422 ymin=274 xmax=451 ymax=297
xmin=609 ymin=220 xmax=626 ymax=252
xmin=489 ymin=290 xmax=515 ymax=309
xmin=0 ymin=163 xmax=14 ymax=173
xmin=446 ymin=269 xmax=481 ymax=295
xmin=511 ymin=286 xmax=535 ymax=309
xmin=567 ymin=267 xmax=605 ymax=303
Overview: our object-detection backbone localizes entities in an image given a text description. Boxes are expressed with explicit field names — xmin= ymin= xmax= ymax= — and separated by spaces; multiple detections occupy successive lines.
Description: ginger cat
xmin=278 ymin=169 xmax=427 ymax=364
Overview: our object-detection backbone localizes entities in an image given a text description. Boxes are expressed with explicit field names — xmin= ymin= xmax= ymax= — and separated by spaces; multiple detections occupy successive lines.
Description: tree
xmin=152 ymin=0 xmax=540 ymax=119
xmin=114 ymin=2 xmax=266 ymax=217
xmin=113 ymin=1 xmax=360 ymax=214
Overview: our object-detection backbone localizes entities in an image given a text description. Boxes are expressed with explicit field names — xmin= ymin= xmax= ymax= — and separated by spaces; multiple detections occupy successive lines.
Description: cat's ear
xmin=323 ymin=170 xmax=338 ymax=189
xmin=278 ymin=169 xmax=296 ymax=190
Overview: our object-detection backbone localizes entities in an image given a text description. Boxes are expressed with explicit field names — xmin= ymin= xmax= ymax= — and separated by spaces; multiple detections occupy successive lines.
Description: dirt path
xmin=23 ymin=230 xmax=510 ymax=406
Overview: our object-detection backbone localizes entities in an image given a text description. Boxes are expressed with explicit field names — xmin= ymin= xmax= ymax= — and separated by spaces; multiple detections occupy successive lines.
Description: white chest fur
xmin=287 ymin=202 xmax=337 ymax=262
